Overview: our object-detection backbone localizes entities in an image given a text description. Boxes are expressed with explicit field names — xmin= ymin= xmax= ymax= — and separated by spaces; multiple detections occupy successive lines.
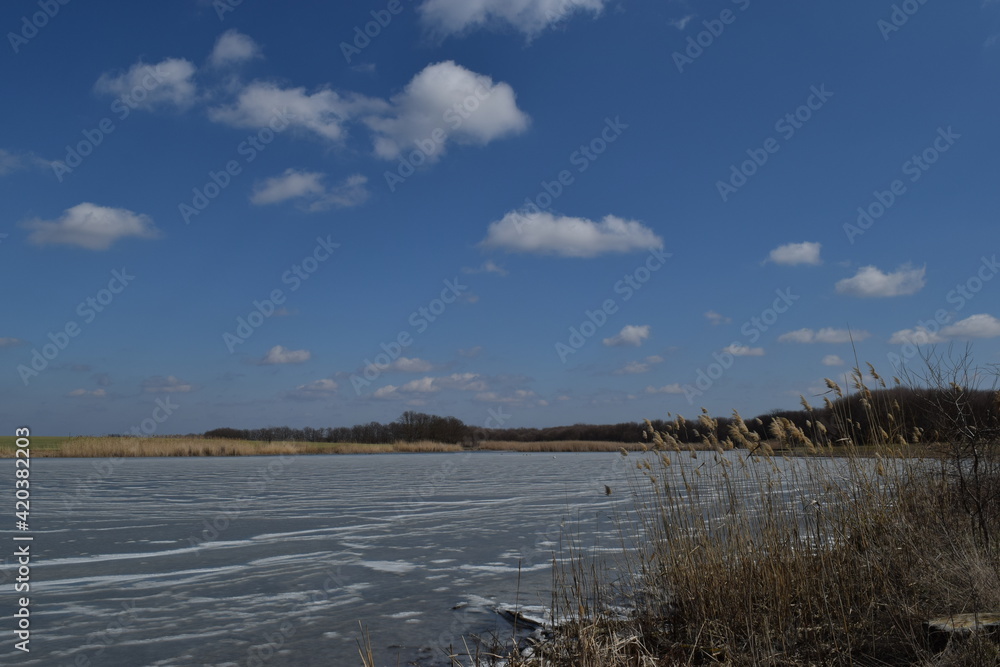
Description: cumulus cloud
xmin=141 ymin=376 xmax=195 ymax=393
xmin=941 ymin=313 xmax=1000 ymax=338
xmin=259 ymin=345 xmax=311 ymax=365
xmin=94 ymin=58 xmax=198 ymax=110
xmin=821 ymin=354 xmax=845 ymax=366
xmin=645 ymin=384 xmax=685 ymax=394
xmin=766 ymin=241 xmax=822 ymax=266
xmin=390 ymin=357 xmax=434 ymax=372
xmin=723 ymin=344 xmax=764 ymax=357
xmin=418 ymin=0 xmax=608 ymax=38
xmin=778 ymin=328 xmax=870 ymax=344
xmin=0 ymin=148 xmax=52 ymax=175
xmin=481 ymin=211 xmax=662 ymax=257
xmin=835 ymin=264 xmax=925 ymax=298
xmin=364 ymin=61 xmax=529 ymax=161
xmin=614 ymin=355 xmax=664 ymax=375
xmin=288 ymin=379 xmax=338 ymax=400
xmin=209 ymin=29 xmax=262 ymax=67
xmin=67 ymin=388 xmax=107 ymax=398
xmin=250 ymin=170 xmax=369 ymax=210
xmin=374 ymin=373 xmax=486 ymax=398
xmin=209 ymin=81 xmax=382 ymax=141
xmin=890 ymin=314 xmax=1000 ymax=345
xmin=603 ymin=325 xmax=650 ymax=347
xmin=704 ymin=310 xmax=731 ymax=326
xmin=22 ymin=203 xmax=161 ymax=250
xmin=473 ymin=389 xmax=537 ymax=404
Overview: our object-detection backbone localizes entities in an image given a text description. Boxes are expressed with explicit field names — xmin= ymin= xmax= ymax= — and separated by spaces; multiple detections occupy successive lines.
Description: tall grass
xmin=19 ymin=437 xmax=464 ymax=458
xmin=458 ymin=353 xmax=1000 ymax=666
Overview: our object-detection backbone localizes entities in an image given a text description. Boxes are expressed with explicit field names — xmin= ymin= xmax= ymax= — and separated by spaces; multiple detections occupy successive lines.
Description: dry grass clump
xmin=470 ymin=353 xmax=1000 ymax=666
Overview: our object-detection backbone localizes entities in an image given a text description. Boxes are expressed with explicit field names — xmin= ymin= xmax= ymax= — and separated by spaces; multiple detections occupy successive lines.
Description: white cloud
xmin=0 ymin=148 xmax=51 ymax=175
xmin=22 ymin=202 xmax=161 ymax=250
xmin=209 ymin=29 xmax=262 ymax=67
xmin=462 ymin=260 xmax=508 ymax=276
xmin=0 ymin=337 xmax=25 ymax=347
xmin=821 ymin=354 xmax=845 ymax=366
xmin=375 ymin=373 xmax=485 ymax=398
xmin=251 ymin=169 xmax=325 ymax=204
xmin=481 ymin=211 xmax=662 ymax=257
xmin=418 ymin=0 xmax=608 ymax=38
xmin=614 ymin=355 xmax=664 ymax=375
xmin=888 ymin=327 xmax=945 ymax=345
xmin=364 ymin=61 xmax=529 ymax=161
xmin=458 ymin=346 xmax=483 ymax=357
xmin=68 ymin=388 xmax=107 ymax=398
xmin=835 ymin=264 xmax=925 ymax=298
xmin=723 ymin=344 xmax=764 ymax=357
xmin=94 ymin=58 xmax=197 ymax=110
xmin=645 ymin=384 xmax=685 ymax=395
xmin=390 ymin=357 xmax=434 ymax=372
xmin=209 ymin=81 xmax=383 ymax=141
xmin=704 ymin=310 xmax=731 ymax=326
xmin=941 ymin=313 xmax=1000 ymax=339
xmin=766 ymin=241 xmax=822 ymax=266
xmin=259 ymin=345 xmax=311 ymax=365
xmin=603 ymin=325 xmax=650 ymax=347
xmin=290 ymin=379 xmax=338 ymax=399
xmin=473 ymin=389 xmax=536 ymax=403
xmin=251 ymin=170 xmax=369 ymax=210
xmin=889 ymin=314 xmax=1000 ymax=346
xmin=142 ymin=376 xmax=195 ymax=393
xmin=778 ymin=328 xmax=871 ymax=344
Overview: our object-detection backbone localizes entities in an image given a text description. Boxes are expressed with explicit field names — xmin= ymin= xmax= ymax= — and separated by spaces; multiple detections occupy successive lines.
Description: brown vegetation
xmin=386 ymin=352 xmax=1000 ymax=666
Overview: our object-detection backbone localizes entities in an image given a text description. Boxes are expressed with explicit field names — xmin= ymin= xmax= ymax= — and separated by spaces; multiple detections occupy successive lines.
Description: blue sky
xmin=2 ymin=0 xmax=999 ymax=436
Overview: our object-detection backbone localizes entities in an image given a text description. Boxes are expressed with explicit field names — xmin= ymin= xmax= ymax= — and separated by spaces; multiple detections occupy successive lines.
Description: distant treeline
xmin=204 ymin=387 xmax=999 ymax=448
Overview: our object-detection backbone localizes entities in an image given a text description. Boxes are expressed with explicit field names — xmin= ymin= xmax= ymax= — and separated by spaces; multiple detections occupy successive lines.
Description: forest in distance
xmin=191 ymin=386 xmax=1000 ymax=448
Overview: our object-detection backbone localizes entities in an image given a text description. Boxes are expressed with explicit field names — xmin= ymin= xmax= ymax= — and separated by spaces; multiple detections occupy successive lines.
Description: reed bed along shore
xmin=369 ymin=355 xmax=1000 ymax=667
xmin=0 ymin=437 xmax=465 ymax=458
xmin=0 ymin=437 xmax=677 ymax=457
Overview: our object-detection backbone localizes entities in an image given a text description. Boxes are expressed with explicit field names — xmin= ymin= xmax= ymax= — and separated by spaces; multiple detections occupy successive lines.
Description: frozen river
xmin=0 ymin=452 xmax=641 ymax=666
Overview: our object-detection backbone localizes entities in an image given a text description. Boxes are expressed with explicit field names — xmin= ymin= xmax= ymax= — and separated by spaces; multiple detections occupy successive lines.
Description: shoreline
xmin=0 ymin=435 xmax=930 ymax=458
